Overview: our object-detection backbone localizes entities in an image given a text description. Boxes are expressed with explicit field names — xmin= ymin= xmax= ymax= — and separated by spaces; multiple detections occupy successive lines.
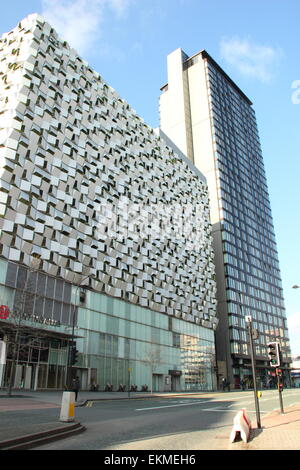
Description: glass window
xmin=44 ymin=299 xmax=53 ymax=318
xmin=37 ymin=364 xmax=48 ymax=388
xmin=55 ymin=279 xmax=64 ymax=301
xmin=61 ymin=304 xmax=70 ymax=325
xmin=106 ymin=335 xmax=112 ymax=356
xmin=99 ymin=333 xmax=105 ymax=355
xmin=53 ymin=300 xmax=62 ymax=322
xmin=16 ymin=266 xmax=27 ymax=289
xmin=104 ymin=356 xmax=112 ymax=384
xmin=27 ymin=271 xmax=37 ymax=293
xmin=173 ymin=333 xmax=180 ymax=348
xmin=46 ymin=277 xmax=55 ymax=298
xmin=63 ymin=282 xmax=72 ymax=302
xmin=34 ymin=296 xmax=44 ymax=316
xmin=5 ymin=263 xmax=17 ymax=287
xmin=37 ymin=272 xmax=46 ymax=297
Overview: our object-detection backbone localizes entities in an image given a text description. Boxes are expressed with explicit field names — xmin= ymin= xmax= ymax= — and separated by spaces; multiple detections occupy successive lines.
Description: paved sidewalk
xmin=0 ymin=390 xmax=299 ymax=450
xmin=229 ymin=404 xmax=300 ymax=450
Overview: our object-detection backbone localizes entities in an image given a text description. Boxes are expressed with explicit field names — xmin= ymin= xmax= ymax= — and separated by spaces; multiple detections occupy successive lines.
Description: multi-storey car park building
xmin=160 ymin=48 xmax=291 ymax=389
xmin=0 ymin=16 xmax=218 ymax=392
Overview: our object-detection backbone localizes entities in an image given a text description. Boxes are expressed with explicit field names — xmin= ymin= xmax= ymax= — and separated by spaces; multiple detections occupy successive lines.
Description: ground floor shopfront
xmin=0 ymin=260 xmax=218 ymax=392
xmin=71 ymin=289 xmax=217 ymax=392
xmin=231 ymin=358 xmax=292 ymax=390
xmin=0 ymin=331 xmax=71 ymax=390
xmin=0 ymin=328 xmax=217 ymax=393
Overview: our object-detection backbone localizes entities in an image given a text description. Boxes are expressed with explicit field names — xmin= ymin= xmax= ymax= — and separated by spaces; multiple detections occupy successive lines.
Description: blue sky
xmin=1 ymin=0 xmax=300 ymax=356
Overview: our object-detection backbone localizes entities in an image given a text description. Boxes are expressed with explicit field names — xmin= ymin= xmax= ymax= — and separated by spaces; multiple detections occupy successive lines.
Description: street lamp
xmin=292 ymin=285 xmax=300 ymax=289
xmin=67 ymin=274 xmax=96 ymax=389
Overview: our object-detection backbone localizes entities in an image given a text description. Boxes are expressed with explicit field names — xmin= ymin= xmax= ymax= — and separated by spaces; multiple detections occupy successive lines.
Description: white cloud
xmin=219 ymin=37 xmax=282 ymax=82
xmin=41 ymin=0 xmax=132 ymax=55
xmin=108 ymin=0 xmax=132 ymax=17
xmin=287 ymin=311 xmax=300 ymax=356
xmin=291 ymin=80 xmax=300 ymax=104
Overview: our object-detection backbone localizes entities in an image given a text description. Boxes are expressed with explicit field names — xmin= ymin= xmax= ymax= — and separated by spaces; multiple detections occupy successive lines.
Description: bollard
xmin=60 ymin=391 xmax=75 ymax=422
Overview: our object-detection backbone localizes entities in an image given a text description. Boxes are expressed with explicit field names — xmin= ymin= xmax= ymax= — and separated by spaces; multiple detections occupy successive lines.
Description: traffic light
xmin=70 ymin=346 xmax=79 ymax=365
xmin=267 ymin=342 xmax=281 ymax=368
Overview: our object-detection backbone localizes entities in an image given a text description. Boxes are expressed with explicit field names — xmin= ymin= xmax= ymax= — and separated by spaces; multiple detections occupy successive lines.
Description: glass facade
xmin=0 ymin=259 xmax=72 ymax=390
xmin=203 ymin=57 xmax=291 ymax=383
xmin=75 ymin=290 xmax=216 ymax=391
xmin=0 ymin=258 xmax=216 ymax=391
xmin=159 ymin=47 xmax=291 ymax=388
xmin=4 ymin=260 xmax=73 ymax=326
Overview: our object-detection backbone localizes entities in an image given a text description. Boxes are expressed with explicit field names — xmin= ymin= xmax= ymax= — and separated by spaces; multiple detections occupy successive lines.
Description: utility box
xmin=60 ymin=391 xmax=75 ymax=422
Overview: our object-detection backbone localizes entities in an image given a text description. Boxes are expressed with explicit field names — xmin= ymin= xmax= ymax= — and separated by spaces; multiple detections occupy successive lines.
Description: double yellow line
xmin=86 ymin=401 xmax=94 ymax=408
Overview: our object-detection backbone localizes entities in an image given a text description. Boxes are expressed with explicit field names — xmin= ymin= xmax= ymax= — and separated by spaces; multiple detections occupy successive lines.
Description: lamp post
xmin=67 ymin=274 xmax=95 ymax=389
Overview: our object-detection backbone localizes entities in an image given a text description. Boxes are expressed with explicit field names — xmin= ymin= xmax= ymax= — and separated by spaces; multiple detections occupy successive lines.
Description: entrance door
xmin=24 ymin=365 xmax=32 ymax=389
xmin=171 ymin=375 xmax=180 ymax=392
xmin=14 ymin=365 xmax=23 ymax=388
xmin=31 ymin=365 xmax=38 ymax=390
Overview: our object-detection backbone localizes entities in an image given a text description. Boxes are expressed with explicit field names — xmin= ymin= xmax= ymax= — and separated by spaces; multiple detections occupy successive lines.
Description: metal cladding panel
xmin=0 ymin=14 xmax=217 ymax=329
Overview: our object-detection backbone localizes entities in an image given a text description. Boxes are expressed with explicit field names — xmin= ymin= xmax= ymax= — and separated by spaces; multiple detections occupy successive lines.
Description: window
xmin=173 ymin=333 xmax=180 ymax=348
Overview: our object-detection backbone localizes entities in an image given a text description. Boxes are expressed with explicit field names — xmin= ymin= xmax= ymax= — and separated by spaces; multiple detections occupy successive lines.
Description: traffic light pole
xmin=246 ymin=316 xmax=261 ymax=429
xmin=267 ymin=341 xmax=284 ymax=414
xmin=276 ymin=367 xmax=284 ymax=414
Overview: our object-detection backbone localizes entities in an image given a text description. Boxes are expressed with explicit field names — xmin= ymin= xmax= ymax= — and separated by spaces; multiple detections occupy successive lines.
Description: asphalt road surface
xmin=34 ymin=389 xmax=300 ymax=450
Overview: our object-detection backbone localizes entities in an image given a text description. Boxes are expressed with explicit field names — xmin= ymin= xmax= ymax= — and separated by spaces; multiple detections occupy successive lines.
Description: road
xmin=34 ymin=389 xmax=300 ymax=450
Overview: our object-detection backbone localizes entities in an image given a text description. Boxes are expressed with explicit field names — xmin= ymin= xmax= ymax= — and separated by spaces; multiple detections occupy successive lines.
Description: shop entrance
xmin=169 ymin=370 xmax=182 ymax=391
xmin=171 ymin=374 xmax=181 ymax=392
xmin=0 ymin=332 xmax=71 ymax=390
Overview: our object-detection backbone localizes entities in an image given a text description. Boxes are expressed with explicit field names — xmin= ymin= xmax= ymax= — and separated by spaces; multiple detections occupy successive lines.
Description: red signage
xmin=0 ymin=305 xmax=10 ymax=319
